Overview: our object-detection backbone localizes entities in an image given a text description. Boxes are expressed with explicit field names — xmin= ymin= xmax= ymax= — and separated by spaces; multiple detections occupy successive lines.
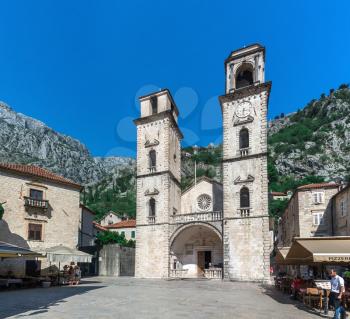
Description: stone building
xmin=0 ymin=163 xmax=83 ymax=276
xmin=105 ymin=219 xmax=136 ymax=240
xmin=276 ymin=182 xmax=340 ymax=248
xmin=99 ymin=211 xmax=122 ymax=226
xmin=134 ymin=44 xmax=272 ymax=282
xmin=332 ymin=184 xmax=350 ymax=236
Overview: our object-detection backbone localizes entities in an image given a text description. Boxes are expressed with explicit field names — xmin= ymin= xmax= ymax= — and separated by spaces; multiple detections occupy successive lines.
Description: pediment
xmin=144 ymin=188 xmax=159 ymax=196
xmin=233 ymin=115 xmax=254 ymax=126
xmin=145 ymin=139 xmax=159 ymax=148
xmin=234 ymin=174 xmax=255 ymax=184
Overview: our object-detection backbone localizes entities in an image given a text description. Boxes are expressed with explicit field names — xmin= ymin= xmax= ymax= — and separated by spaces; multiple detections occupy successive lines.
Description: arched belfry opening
xmin=239 ymin=128 xmax=249 ymax=149
xmin=235 ymin=63 xmax=254 ymax=89
xmin=240 ymin=187 xmax=250 ymax=208
xmin=149 ymin=198 xmax=156 ymax=216
xmin=149 ymin=150 xmax=156 ymax=171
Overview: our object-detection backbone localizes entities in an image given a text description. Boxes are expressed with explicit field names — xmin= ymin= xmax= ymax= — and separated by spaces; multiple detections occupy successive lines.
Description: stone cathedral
xmin=134 ymin=44 xmax=272 ymax=282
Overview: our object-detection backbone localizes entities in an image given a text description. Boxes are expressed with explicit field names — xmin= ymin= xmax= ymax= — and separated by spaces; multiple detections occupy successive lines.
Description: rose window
xmin=197 ymin=194 xmax=212 ymax=211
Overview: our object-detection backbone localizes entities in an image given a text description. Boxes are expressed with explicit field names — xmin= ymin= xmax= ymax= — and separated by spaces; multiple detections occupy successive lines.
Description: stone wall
xmin=333 ymin=186 xmax=350 ymax=235
xmin=0 ymin=169 xmax=81 ymax=277
xmin=99 ymin=244 xmax=135 ymax=277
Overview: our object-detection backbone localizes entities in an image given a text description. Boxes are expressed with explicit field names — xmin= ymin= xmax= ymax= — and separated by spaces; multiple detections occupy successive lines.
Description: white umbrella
xmin=46 ymin=245 xmax=92 ymax=263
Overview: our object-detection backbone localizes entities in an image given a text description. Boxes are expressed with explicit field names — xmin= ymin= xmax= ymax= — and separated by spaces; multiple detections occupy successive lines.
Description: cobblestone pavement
xmin=0 ymin=277 xmax=329 ymax=319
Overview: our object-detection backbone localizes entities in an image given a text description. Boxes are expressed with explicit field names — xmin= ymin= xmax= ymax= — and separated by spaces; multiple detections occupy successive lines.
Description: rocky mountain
xmin=268 ymin=84 xmax=350 ymax=192
xmin=1 ymin=83 xmax=349 ymax=217
xmin=0 ymin=101 xmax=135 ymax=185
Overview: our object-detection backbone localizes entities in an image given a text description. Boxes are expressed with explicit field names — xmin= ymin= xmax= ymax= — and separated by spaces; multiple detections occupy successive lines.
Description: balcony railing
xmin=238 ymin=208 xmax=250 ymax=217
xmin=170 ymin=211 xmax=223 ymax=224
xmin=239 ymin=147 xmax=249 ymax=157
xmin=204 ymin=268 xmax=222 ymax=279
xmin=169 ymin=269 xmax=188 ymax=278
xmin=149 ymin=166 xmax=157 ymax=173
xmin=148 ymin=216 xmax=156 ymax=224
xmin=24 ymin=197 xmax=49 ymax=209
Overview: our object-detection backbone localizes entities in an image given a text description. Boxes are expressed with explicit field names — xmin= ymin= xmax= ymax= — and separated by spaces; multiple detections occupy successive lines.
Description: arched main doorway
xmin=169 ymin=224 xmax=223 ymax=279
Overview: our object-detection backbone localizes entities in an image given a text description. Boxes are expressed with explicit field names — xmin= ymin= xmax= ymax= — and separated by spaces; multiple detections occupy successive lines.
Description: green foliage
xmin=0 ymin=203 xmax=4 ymax=220
xmin=95 ymin=230 xmax=136 ymax=248
xmin=269 ymin=199 xmax=288 ymax=219
xmin=82 ymin=168 xmax=136 ymax=220
xmin=268 ymin=155 xmax=325 ymax=193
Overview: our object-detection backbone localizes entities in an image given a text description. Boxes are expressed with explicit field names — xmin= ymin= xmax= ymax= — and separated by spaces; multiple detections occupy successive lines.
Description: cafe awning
xmin=0 ymin=241 xmax=43 ymax=258
xmin=286 ymin=237 xmax=350 ymax=264
xmin=275 ymin=247 xmax=291 ymax=264
xmin=45 ymin=245 xmax=93 ymax=263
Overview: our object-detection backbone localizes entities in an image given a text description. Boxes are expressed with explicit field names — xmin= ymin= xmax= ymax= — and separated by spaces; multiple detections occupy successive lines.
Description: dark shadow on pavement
xmin=260 ymin=285 xmax=327 ymax=318
xmin=0 ymin=284 xmax=105 ymax=319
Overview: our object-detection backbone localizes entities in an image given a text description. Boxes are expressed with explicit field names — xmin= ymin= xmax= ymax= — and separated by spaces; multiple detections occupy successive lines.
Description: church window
xmin=239 ymin=128 xmax=249 ymax=149
xmin=197 ymin=194 xmax=212 ymax=211
xmin=240 ymin=187 xmax=250 ymax=208
xmin=150 ymin=96 xmax=158 ymax=115
xmin=149 ymin=198 xmax=156 ymax=216
xmin=149 ymin=150 xmax=156 ymax=171
xmin=236 ymin=64 xmax=254 ymax=89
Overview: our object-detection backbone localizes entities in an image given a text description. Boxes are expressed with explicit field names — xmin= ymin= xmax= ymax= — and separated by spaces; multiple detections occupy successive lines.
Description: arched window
xmin=236 ymin=64 xmax=254 ymax=89
xmin=150 ymin=96 xmax=158 ymax=115
xmin=149 ymin=150 xmax=156 ymax=170
xmin=239 ymin=128 xmax=249 ymax=149
xmin=240 ymin=187 xmax=250 ymax=208
xmin=149 ymin=198 xmax=156 ymax=216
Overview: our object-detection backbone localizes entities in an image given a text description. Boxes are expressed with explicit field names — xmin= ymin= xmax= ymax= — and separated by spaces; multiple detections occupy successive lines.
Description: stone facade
xmin=0 ymin=166 xmax=82 ymax=277
xmin=277 ymin=183 xmax=340 ymax=247
xmin=134 ymin=89 xmax=182 ymax=278
xmin=219 ymin=44 xmax=271 ymax=282
xmin=100 ymin=211 xmax=122 ymax=226
xmin=331 ymin=184 xmax=350 ymax=236
xmin=135 ymin=44 xmax=272 ymax=282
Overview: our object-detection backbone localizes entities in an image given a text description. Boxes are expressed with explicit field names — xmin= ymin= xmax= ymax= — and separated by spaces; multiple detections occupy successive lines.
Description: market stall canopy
xmin=275 ymin=247 xmax=291 ymax=264
xmin=46 ymin=245 xmax=93 ymax=263
xmin=0 ymin=241 xmax=43 ymax=258
xmin=286 ymin=237 xmax=350 ymax=264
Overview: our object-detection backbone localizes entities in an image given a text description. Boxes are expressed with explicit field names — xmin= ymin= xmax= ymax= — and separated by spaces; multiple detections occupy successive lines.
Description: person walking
xmin=329 ymin=269 xmax=346 ymax=319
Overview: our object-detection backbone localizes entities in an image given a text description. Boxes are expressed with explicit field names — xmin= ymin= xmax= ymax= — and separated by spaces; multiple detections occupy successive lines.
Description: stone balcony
xmin=170 ymin=211 xmax=223 ymax=224
xmin=24 ymin=197 xmax=49 ymax=210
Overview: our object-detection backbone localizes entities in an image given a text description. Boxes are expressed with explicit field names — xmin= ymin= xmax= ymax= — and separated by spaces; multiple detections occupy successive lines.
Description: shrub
xmin=96 ymin=230 xmax=136 ymax=247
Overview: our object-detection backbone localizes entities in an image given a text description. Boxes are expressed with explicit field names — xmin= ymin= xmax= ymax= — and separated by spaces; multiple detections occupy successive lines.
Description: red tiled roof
xmin=297 ymin=182 xmax=339 ymax=190
xmin=93 ymin=221 xmax=107 ymax=231
xmin=105 ymin=219 xmax=136 ymax=229
xmin=0 ymin=163 xmax=81 ymax=190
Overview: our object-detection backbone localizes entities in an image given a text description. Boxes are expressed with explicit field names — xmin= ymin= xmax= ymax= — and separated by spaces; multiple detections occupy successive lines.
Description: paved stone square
xmin=0 ymin=277 xmax=327 ymax=318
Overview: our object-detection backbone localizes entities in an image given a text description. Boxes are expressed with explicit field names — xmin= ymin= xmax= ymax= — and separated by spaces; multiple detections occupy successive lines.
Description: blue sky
xmin=0 ymin=0 xmax=349 ymax=157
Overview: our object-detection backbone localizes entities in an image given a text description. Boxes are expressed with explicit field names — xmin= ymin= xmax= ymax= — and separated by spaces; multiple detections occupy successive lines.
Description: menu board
xmin=315 ymin=280 xmax=331 ymax=290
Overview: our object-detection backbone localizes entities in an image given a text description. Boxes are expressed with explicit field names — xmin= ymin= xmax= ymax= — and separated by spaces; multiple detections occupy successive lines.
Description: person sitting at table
xmin=291 ymin=276 xmax=303 ymax=300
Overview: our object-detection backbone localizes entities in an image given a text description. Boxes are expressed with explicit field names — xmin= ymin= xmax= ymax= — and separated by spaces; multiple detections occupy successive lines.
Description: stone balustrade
xmin=24 ymin=196 xmax=49 ymax=209
xmin=204 ymin=268 xmax=222 ymax=279
xmin=239 ymin=147 xmax=249 ymax=157
xmin=238 ymin=208 xmax=250 ymax=217
xmin=169 ymin=269 xmax=188 ymax=278
xmin=148 ymin=216 xmax=156 ymax=224
xmin=170 ymin=211 xmax=223 ymax=224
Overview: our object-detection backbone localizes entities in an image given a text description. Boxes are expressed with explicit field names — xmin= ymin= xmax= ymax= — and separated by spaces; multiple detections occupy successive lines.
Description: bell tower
xmin=134 ymin=89 xmax=183 ymax=278
xmin=219 ymin=44 xmax=272 ymax=282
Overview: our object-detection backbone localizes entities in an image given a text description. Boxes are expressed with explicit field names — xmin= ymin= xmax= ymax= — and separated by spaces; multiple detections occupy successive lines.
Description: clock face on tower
xmin=235 ymin=101 xmax=251 ymax=118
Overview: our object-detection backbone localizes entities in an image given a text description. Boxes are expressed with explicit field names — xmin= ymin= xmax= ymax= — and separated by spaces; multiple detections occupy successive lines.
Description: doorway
xmin=197 ymin=251 xmax=212 ymax=271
